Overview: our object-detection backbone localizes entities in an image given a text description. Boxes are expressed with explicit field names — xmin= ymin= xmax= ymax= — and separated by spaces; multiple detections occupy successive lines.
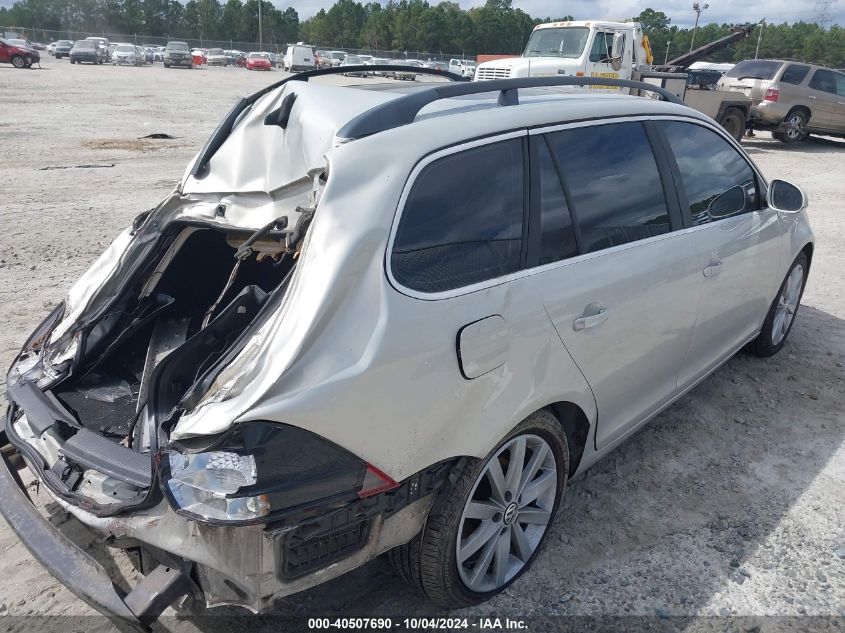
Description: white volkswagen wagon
xmin=1 ymin=69 xmax=813 ymax=624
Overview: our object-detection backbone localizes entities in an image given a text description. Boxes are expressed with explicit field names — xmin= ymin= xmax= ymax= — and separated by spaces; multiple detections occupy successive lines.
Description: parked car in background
xmin=283 ymin=43 xmax=315 ymax=72
xmin=142 ymin=47 xmax=155 ymax=63
xmin=368 ymin=57 xmax=391 ymax=75
xmin=358 ymin=54 xmax=373 ymax=64
xmin=245 ymin=51 xmax=272 ymax=71
xmin=52 ymin=40 xmax=73 ymax=59
xmin=164 ymin=41 xmax=192 ymax=68
xmin=85 ymin=36 xmax=110 ymax=62
xmin=432 ymin=60 xmax=449 ymax=73
xmin=46 ymin=41 xmax=56 ymax=55
xmin=112 ymin=43 xmax=142 ymax=66
xmin=329 ymin=50 xmax=346 ymax=66
xmin=224 ymin=50 xmax=246 ymax=67
xmin=718 ymin=59 xmax=845 ymax=143
xmin=191 ymin=48 xmax=206 ymax=66
xmin=0 ymin=37 xmax=40 ymax=68
xmin=0 ymin=71 xmax=814 ymax=623
xmin=69 ymin=39 xmax=100 ymax=65
xmin=315 ymin=49 xmax=331 ymax=68
xmin=206 ymin=48 xmax=227 ymax=66
xmin=393 ymin=59 xmax=422 ymax=80
xmin=340 ymin=55 xmax=369 ymax=77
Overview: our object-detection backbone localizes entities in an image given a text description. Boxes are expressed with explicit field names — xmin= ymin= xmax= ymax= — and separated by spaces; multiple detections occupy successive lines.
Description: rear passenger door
xmin=530 ymin=120 xmax=702 ymax=450
xmin=807 ymin=69 xmax=841 ymax=130
xmin=656 ymin=120 xmax=783 ymax=387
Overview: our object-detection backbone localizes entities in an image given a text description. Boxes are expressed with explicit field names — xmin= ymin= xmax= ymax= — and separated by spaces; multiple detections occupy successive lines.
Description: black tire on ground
xmin=773 ymin=109 xmax=809 ymax=144
xmin=391 ymin=409 xmax=569 ymax=608
xmin=11 ymin=55 xmax=25 ymax=68
xmin=719 ymin=107 xmax=746 ymax=143
xmin=748 ymin=252 xmax=808 ymax=357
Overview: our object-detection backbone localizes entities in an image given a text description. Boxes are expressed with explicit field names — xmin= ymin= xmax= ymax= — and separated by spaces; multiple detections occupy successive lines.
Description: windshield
xmin=208 ymin=48 xmax=223 ymax=55
xmin=331 ymin=51 xmax=345 ymax=59
xmin=345 ymin=56 xmax=361 ymax=63
xmin=724 ymin=60 xmax=781 ymax=80
xmin=248 ymin=52 xmax=268 ymax=58
xmin=523 ymin=27 xmax=589 ymax=58
xmin=57 ymin=40 xmax=72 ymax=46
xmin=116 ymin=44 xmax=134 ymax=52
xmin=167 ymin=42 xmax=188 ymax=51
xmin=9 ymin=39 xmax=28 ymax=46
xmin=74 ymin=40 xmax=94 ymax=49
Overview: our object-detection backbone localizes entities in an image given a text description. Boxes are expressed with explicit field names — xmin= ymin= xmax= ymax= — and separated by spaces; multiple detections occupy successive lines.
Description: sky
xmin=1 ymin=0 xmax=840 ymax=27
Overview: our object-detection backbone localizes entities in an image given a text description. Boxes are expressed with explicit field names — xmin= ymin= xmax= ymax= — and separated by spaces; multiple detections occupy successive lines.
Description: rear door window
xmin=391 ymin=138 xmax=525 ymax=293
xmin=780 ymin=64 xmax=810 ymax=85
xmin=546 ymin=122 xmax=671 ymax=253
xmin=537 ymin=140 xmax=578 ymax=264
xmin=660 ymin=121 xmax=758 ymax=224
xmin=809 ymin=69 xmax=838 ymax=94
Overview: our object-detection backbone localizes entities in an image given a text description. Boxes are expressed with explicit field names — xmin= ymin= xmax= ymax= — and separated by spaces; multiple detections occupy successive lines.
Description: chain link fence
xmin=3 ymin=26 xmax=476 ymax=61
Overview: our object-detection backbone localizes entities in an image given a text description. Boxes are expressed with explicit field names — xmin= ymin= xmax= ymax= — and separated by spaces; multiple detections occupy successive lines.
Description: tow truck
xmin=475 ymin=20 xmax=755 ymax=141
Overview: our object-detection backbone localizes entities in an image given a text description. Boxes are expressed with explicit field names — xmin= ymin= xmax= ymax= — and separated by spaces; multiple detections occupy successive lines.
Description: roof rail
xmin=190 ymin=65 xmax=467 ymax=178
xmin=336 ymin=76 xmax=685 ymax=140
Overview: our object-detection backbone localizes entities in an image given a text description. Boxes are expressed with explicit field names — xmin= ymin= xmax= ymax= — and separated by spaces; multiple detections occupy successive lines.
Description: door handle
xmin=573 ymin=306 xmax=608 ymax=331
xmin=703 ymin=260 xmax=723 ymax=278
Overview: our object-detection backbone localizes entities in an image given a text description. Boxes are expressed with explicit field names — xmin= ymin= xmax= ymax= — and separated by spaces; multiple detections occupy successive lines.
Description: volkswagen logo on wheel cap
xmin=503 ymin=502 xmax=519 ymax=526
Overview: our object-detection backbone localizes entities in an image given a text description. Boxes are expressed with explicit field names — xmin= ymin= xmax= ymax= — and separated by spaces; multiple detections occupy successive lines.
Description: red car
xmin=0 ymin=37 xmax=40 ymax=68
xmin=245 ymin=52 xmax=272 ymax=71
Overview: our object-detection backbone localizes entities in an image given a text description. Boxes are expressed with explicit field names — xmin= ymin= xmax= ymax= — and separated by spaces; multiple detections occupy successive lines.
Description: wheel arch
xmin=544 ymin=401 xmax=591 ymax=477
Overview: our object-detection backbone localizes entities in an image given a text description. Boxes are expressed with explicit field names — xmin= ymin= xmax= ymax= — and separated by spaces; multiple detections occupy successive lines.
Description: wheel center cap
xmin=503 ymin=502 xmax=519 ymax=526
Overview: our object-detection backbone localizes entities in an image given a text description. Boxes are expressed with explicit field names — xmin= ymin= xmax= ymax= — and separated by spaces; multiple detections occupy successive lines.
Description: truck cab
xmin=475 ymin=21 xmax=650 ymax=83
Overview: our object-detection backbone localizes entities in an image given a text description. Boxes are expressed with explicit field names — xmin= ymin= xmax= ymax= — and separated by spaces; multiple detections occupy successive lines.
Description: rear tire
xmin=392 ymin=410 xmax=568 ymax=608
xmin=774 ymin=109 xmax=809 ymax=144
xmin=719 ymin=107 xmax=745 ymax=143
xmin=748 ymin=252 xmax=807 ymax=357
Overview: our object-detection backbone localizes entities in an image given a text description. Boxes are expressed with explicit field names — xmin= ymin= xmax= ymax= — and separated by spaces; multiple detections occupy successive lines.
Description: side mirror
xmin=768 ymin=179 xmax=807 ymax=213
xmin=611 ymin=32 xmax=625 ymax=60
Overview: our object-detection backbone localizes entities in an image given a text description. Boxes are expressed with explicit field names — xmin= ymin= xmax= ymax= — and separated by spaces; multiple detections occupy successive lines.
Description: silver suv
xmin=1 ymin=70 xmax=814 ymax=625
xmin=719 ymin=59 xmax=845 ymax=143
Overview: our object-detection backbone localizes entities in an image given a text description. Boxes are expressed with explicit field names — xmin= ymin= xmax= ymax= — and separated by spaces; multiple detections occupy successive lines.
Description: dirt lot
xmin=0 ymin=57 xmax=843 ymax=630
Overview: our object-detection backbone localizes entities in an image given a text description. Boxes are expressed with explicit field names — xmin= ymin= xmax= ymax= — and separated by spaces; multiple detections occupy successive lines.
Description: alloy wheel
xmin=772 ymin=264 xmax=803 ymax=345
xmin=786 ymin=113 xmax=805 ymax=141
xmin=456 ymin=434 xmax=557 ymax=593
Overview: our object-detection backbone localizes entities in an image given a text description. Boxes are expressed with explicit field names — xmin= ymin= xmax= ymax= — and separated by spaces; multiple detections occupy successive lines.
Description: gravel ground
xmin=0 ymin=57 xmax=843 ymax=630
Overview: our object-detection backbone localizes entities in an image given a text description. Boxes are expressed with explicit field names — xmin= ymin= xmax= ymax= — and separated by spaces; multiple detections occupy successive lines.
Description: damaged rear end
xmin=2 ymin=74 xmax=450 ymax=625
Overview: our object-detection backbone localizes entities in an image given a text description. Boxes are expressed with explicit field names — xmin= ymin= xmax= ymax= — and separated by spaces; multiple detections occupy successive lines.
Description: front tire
xmin=11 ymin=55 xmax=25 ymax=68
xmin=749 ymin=252 xmax=807 ymax=357
xmin=393 ymin=410 xmax=568 ymax=607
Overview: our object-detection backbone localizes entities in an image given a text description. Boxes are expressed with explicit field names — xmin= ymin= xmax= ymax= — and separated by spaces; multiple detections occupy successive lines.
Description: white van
xmin=283 ymin=43 xmax=314 ymax=72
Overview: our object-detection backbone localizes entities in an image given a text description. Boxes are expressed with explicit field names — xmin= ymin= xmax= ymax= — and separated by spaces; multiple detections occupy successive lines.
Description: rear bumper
xmin=0 ymin=427 xmax=190 ymax=630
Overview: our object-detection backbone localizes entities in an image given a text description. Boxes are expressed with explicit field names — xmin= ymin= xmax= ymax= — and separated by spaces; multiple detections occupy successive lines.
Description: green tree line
xmin=2 ymin=0 xmax=843 ymax=64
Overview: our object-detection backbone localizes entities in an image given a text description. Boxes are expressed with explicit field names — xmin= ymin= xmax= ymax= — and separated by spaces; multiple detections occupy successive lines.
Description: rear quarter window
xmin=391 ymin=138 xmax=525 ymax=293
xmin=780 ymin=64 xmax=810 ymax=85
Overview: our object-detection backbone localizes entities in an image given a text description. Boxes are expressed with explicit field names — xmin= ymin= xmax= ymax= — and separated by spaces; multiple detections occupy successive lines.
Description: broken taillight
xmin=764 ymin=88 xmax=780 ymax=102
xmin=358 ymin=463 xmax=399 ymax=498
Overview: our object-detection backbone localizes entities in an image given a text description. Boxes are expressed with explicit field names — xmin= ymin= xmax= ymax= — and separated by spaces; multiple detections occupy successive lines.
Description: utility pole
xmin=755 ymin=19 xmax=766 ymax=59
xmin=258 ymin=0 xmax=263 ymax=52
xmin=664 ymin=40 xmax=671 ymax=64
xmin=690 ymin=2 xmax=709 ymax=52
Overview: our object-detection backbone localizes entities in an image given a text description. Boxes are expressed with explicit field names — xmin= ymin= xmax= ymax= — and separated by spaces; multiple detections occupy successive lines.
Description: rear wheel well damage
xmin=544 ymin=401 xmax=590 ymax=477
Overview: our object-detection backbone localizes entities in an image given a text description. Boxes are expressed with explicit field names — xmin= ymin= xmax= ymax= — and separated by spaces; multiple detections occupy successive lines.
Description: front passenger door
xmin=658 ymin=120 xmax=783 ymax=388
